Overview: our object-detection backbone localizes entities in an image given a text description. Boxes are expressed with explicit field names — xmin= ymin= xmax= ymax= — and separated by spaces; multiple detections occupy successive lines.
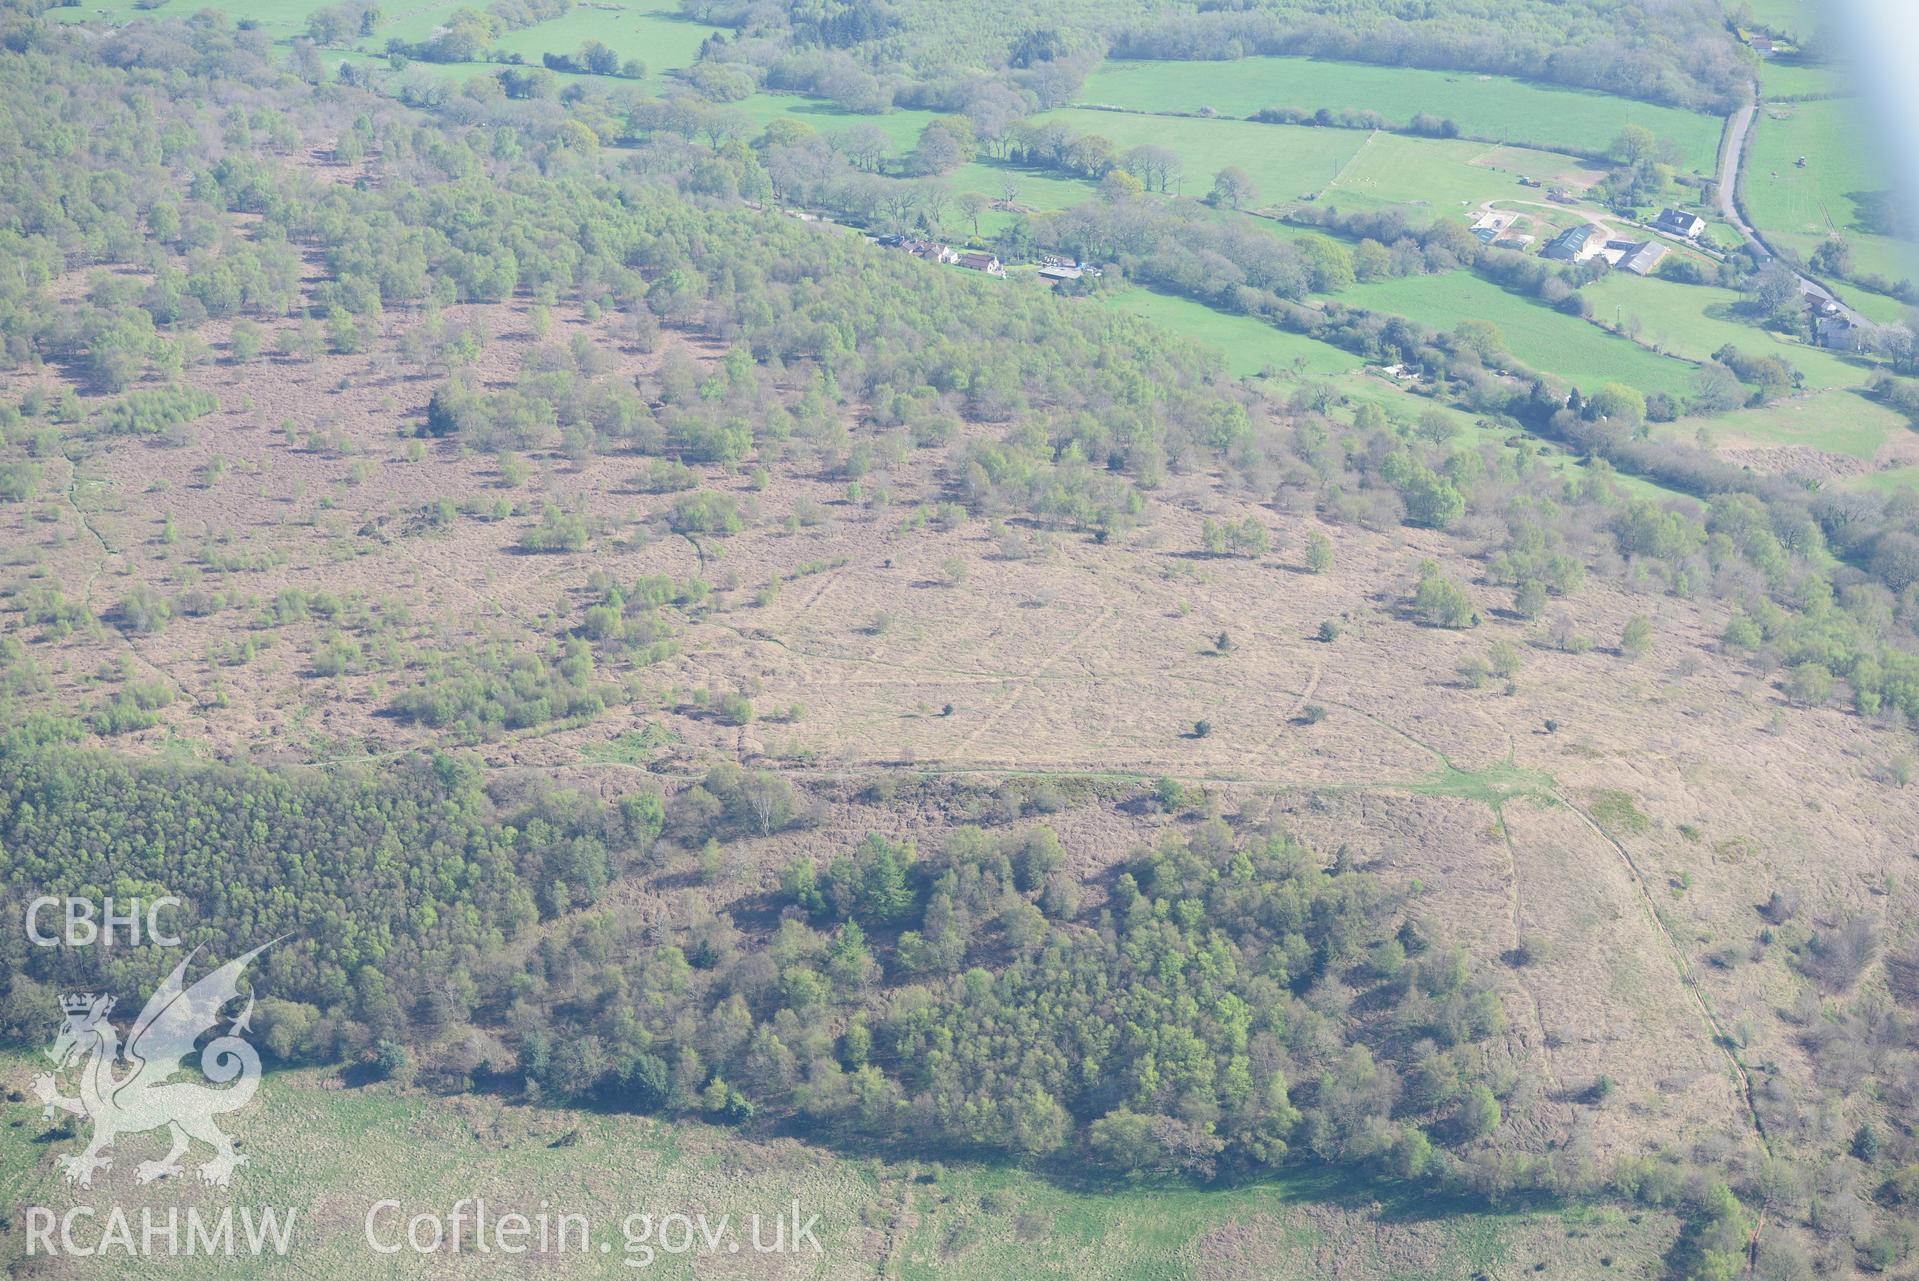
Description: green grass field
xmin=1580 ymin=274 xmax=1869 ymax=390
xmin=1744 ymin=97 xmax=1915 ymax=285
xmin=948 ymin=161 xmax=1094 ymax=222
xmin=1840 ymin=287 xmax=1915 ymax=327
xmin=1741 ymin=0 xmax=1820 ymax=40
xmin=1038 ymin=108 xmax=1368 ymax=206
xmin=490 ymin=7 xmax=721 ymax=74
xmin=1341 ymin=272 xmax=1700 ymax=396
xmin=1676 ymin=388 xmax=1916 ymax=462
xmin=0 ymin=1058 xmax=1679 ymax=1280
xmin=1081 ymin=57 xmax=1725 ymax=173
xmin=1324 ymin=133 xmax=1603 ymax=219
xmin=1096 ymin=285 xmax=1690 ymax=500
xmin=1756 ymin=58 xmax=1850 ymax=102
xmin=50 ymin=0 xmax=345 ymax=38
xmin=730 ymin=96 xmax=1100 ymax=237
xmin=1101 ymin=287 xmax=1366 ymax=379
xmin=1031 ymin=110 xmax=1598 ymax=224
xmin=54 ymin=1 xmax=722 ymax=89
xmin=734 ymin=94 xmax=943 ymax=151
xmin=1858 ymin=463 xmax=1919 ymax=496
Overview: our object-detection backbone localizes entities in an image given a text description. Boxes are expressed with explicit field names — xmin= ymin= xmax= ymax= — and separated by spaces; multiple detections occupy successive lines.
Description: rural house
xmin=1649 ymin=208 xmax=1707 ymax=239
xmin=957 ymin=251 xmax=1005 ymax=276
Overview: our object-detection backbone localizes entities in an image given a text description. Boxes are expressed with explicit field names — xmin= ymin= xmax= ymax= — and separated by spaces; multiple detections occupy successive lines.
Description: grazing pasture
xmin=1744 ymin=97 xmax=1914 ymax=284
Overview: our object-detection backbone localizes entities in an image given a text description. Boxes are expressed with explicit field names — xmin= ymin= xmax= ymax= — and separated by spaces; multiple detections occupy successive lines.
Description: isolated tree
xmin=1586 ymin=382 xmax=1647 ymax=429
xmin=916 ymin=180 xmax=952 ymax=233
xmin=1210 ymin=166 xmax=1257 ymax=210
xmin=1121 ymin=144 xmax=1182 ymax=193
xmin=1610 ymin=124 xmax=1657 ymax=165
xmin=835 ymin=123 xmax=891 ymax=172
xmin=1458 ymin=1083 xmax=1501 ymax=1140
xmin=957 ymin=191 xmax=987 ymax=236
xmin=1749 ymin=262 xmax=1803 ymax=324
xmin=1098 ymin=169 xmax=1144 ymax=203
xmin=1413 ymin=560 xmax=1477 ymax=629
xmin=1786 ymin=661 xmax=1834 ymax=705
xmin=1620 ymin=613 xmax=1652 ymax=659
xmin=909 ymin=125 xmax=965 ymax=176
xmin=1305 ymin=531 xmax=1334 ymax=574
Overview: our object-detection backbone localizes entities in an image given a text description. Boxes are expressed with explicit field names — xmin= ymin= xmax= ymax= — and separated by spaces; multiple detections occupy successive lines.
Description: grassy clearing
xmin=1399 ymin=759 xmax=1558 ymax=808
xmin=1340 ymin=272 xmax=1699 ymax=396
xmin=727 ymin=98 xmax=1100 ymax=236
xmin=374 ymin=0 xmax=479 ymax=44
xmin=1081 ymin=57 xmax=1724 ymax=173
xmin=1744 ymin=97 xmax=1915 ymax=284
xmin=945 ymin=161 xmax=1096 ymax=236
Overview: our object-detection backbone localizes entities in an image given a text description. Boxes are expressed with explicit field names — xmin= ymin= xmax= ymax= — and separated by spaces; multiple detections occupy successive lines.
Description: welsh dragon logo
xmin=33 ymin=943 xmax=272 ymax=1188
